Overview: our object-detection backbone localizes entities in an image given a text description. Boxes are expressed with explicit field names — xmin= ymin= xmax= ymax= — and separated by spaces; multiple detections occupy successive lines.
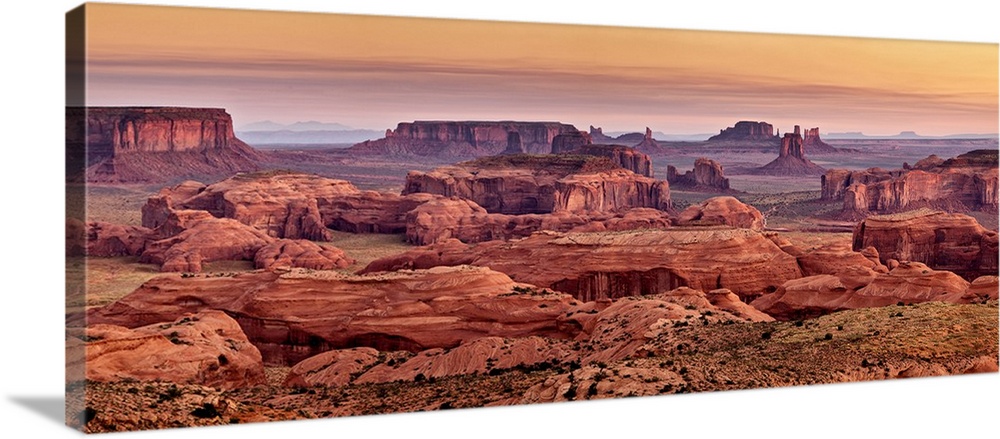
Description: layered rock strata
xmin=822 ymin=150 xmax=999 ymax=218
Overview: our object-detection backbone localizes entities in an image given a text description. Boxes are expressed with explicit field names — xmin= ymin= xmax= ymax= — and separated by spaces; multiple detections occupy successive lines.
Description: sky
xmin=81 ymin=3 xmax=999 ymax=136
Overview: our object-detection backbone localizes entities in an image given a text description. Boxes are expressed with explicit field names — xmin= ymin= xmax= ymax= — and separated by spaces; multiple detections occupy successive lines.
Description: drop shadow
xmin=9 ymin=396 xmax=65 ymax=426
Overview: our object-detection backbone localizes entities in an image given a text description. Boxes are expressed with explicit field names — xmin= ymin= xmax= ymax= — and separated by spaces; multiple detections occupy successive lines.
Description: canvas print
xmin=65 ymin=3 xmax=999 ymax=433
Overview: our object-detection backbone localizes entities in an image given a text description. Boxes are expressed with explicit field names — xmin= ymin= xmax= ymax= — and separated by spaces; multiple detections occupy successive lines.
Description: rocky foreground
xmin=73 ymin=300 xmax=997 ymax=433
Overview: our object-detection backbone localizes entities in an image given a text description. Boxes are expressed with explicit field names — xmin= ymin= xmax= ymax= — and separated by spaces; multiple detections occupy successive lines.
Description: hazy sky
xmin=83 ymin=4 xmax=998 ymax=136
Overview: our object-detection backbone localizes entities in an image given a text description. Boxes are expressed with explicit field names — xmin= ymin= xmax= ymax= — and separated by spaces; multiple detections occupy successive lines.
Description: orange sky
xmin=82 ymin=3 xmax=998 ymax=135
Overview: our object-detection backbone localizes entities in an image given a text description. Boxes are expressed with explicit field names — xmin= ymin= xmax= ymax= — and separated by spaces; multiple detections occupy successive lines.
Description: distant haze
xmin=84 ymin=4 xmax=998 ymax=136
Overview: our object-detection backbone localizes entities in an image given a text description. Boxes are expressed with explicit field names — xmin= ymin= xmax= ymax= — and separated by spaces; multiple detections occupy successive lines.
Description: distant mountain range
xmin=602 ymin=130 xmax=715 ymax=142
xmin=236 ymin=121 xmax=382 ymax=145
xmin=825 ymin=131 xmax=998 ymax=140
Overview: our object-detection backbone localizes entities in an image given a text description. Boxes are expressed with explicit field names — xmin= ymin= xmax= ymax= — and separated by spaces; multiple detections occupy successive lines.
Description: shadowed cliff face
xmin=822 ymin=150 xmax=999 ymax=218
xmin=71 ymin=107 xmax=237 ymax=157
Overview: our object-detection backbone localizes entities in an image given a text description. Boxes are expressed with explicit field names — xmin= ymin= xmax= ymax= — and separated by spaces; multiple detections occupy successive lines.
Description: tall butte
xmin=749 ymin=125 xmax=826 ymax=176
xmin=68 ymin=107 xmax=264 ymax=183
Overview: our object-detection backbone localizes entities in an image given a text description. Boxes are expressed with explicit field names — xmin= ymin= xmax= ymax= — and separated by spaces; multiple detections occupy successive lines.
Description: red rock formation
xmin=554 ymin=170 xmax=671 ymax=214
xmin=405 ymin=198 xmax=672 ymax=245
xmin=825 ymin=150 xmax=999 ymax=218
xmin=820 ymin=168 xmax=898 ymax=200
xmin=355 ymin=337 xmax=571 ymax=384
xmin=253 ymin=239 xmax=354 ymax=271
xmin=589 ymin=126 xmax=615 ymax=143
xmin=749 ymin=129 xmax=827 ymax=176
xmin=70 ymin=310 xmax=266 ymax=390
xmin=852 ymin=209 xmax=998 ymax=279
xmin=569 ymin=144 xmax=653 ymax=177
xmin=139 ymin=217 xmax=273 ymax=272
xmin=802 ymin=127 xmax=839 ymax=154
xmin=674 ymin=196 xmax=765 ymax=230
xmin=86 ymin=222 xmax=153 ymax=257
xmin=144 ymin=171 xmax=436 ymax=238
xmin=72 ymin=107 xmax=263 ymax=183
xmin=708 ymin=121 xmax=776 ymax=142
xmin=403 ymin=155 xmax=669 ymax=215
xmin=363 ymin=229 xmax=803 ymax=302
xmin=283 ymin=348 xmax=382 ymax=387
xmin=632 ymin=127 xmax=662 ymax=152
xmin=666 ymin=158 xmax=731 ymax=191
xmin=348 ymin=121 xmax=579 ymax=157
xmin=285 ymin=285 xmax=773 ymax=387
xmin=751 ymin=261 xmax=979 ymax=320
xmin=88 ymin=266 xmax=584 ymax=365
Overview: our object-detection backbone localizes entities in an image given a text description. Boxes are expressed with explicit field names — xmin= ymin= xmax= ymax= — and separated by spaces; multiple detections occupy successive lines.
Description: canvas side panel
xmin=65 ymin=3 xmax=87 ymax=432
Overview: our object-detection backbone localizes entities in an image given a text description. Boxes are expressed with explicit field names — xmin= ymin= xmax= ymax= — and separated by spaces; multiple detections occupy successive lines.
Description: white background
xmin=1 ymin=1 xmax=997 ymax=438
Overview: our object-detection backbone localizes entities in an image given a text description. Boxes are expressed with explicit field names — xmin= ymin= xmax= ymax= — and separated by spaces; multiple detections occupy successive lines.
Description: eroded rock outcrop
xmin=363 ymin=229 xmax=802 ymax=302
xmin=348 ymin=121 xmax=579 ymax=157
xmin=568 ymin=144 xmax=653 ymax=177
xmin=253 ymin=239 xmax=354 ymax=271
xmin=852 ymin=209 xmax=998 ymax=279
xmin=667 ymin=158 xmax=731 ymax=191
xmin=70 ymin=310 xmax=266 ymax=390
xmin=71 ymin=107 xmax=263 ymax=183
xmin=823 ymin=150 xmax=999 ymax=218
xmin=403 ymin=155 xmax=670 ymax=215
xmin=144 ymin=171 xmax=436 ymax=238
xmin=89 ymin=266 xmax=584 ymax=365
xmin=674 ymin=196 xmax=765 ymax=230
xmin=405 ymin=198 xmax=672 ymax=245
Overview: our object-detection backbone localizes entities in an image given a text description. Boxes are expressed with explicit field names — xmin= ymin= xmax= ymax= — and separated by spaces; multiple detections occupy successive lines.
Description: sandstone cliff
xmin=71 ymin=107 xmax=263 ymax=183
xmin=823 ymin=150 xmax=999 ymax=218
xmin=348 ymin=121 xmax=579 ymax=157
